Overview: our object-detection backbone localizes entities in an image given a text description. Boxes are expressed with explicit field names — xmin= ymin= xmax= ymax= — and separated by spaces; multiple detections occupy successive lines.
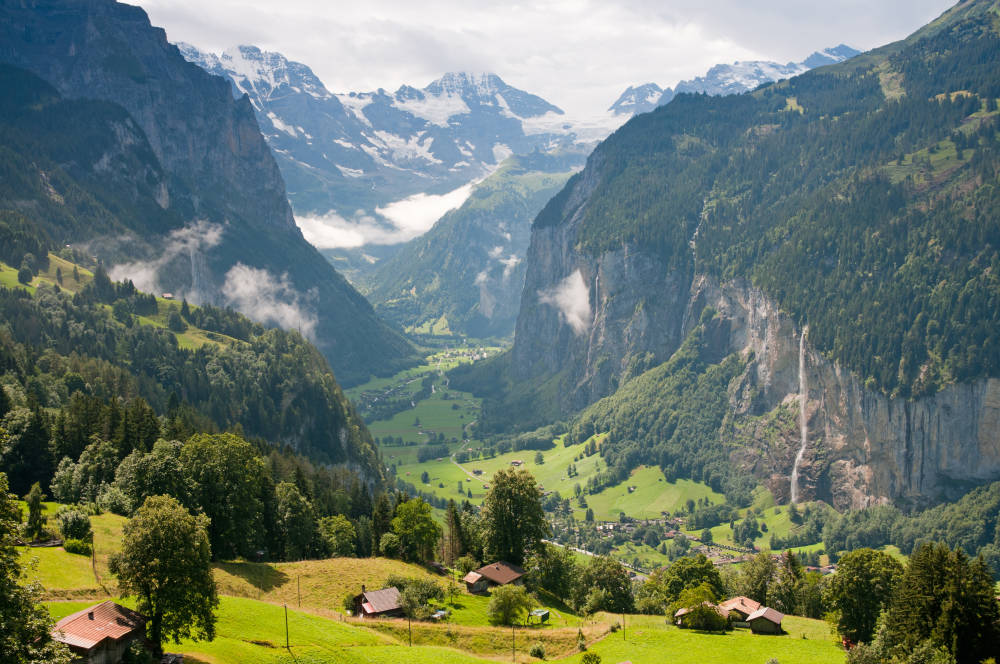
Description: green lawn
xmin=43 ymin=597 xmax=844 ymax=664
xmin=576 ymin=614 xmax=844 ymax=664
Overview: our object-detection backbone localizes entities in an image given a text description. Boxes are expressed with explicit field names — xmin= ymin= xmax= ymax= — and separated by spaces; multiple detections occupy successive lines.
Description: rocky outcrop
xmin=513 ymin=218 xmax=1000 ymax=507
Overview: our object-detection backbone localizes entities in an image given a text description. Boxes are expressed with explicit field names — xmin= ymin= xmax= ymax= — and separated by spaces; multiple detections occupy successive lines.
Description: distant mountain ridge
xmin=610 ymin=44 xmax=861 ymax=116
xmin=179 ymin=44 xmax=581 ymax=217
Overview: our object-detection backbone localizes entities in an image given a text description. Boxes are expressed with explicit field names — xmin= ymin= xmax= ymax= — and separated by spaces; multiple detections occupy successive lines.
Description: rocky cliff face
xmin=513 ymin=213 xmax=1000 ymax=508
xmin=0 ymin=0 xmax=415 ymax=385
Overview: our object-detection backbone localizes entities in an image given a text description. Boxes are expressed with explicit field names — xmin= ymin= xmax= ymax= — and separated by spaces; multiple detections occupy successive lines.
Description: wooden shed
xmin=746 ymin=606 xmax=784 ymax=634
xmin=51 ymin=601 xmax=145 ymax=664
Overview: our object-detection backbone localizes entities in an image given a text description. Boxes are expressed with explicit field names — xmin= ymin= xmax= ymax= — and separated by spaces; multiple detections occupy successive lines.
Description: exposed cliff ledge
xmin=510 ymin=227 xmax=1000 ymax=507
xmin=691 ymin=276 xmax=1000 ymax=509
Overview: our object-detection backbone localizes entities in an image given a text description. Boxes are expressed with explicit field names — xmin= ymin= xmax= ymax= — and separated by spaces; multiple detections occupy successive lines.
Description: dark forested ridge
xmin=533 ymin=0 xmax=1000 ymax=400
xmin=0 ymin=2 xmax=417 ymax=386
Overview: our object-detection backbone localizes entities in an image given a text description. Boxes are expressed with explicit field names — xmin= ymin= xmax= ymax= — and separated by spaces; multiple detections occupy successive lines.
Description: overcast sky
xmin=131 ymin=0 xmax=954 ymax=116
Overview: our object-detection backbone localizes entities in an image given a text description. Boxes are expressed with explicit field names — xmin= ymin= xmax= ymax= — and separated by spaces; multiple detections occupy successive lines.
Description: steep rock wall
xmin=513 ymin=226 xmax=1000 ymax=507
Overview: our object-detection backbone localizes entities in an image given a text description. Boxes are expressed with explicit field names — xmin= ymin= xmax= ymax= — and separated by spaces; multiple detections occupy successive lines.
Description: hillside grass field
xmin=43 ymin=595 xmax=845 ymax=664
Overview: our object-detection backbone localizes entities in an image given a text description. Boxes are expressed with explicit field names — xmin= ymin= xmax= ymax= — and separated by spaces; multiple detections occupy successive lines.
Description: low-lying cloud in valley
xmin=295 ymin=181 xmax=475 ymax=249
xmin=109 ymin=220 xmax=224 ymax=299
xmin=538 ymin=269 xmax=591 ymax=336
xmin=222 ymin=263 xmax=318 ymax=339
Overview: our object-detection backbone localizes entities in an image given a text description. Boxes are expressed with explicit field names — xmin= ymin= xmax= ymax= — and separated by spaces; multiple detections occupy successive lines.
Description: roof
xmin=719 ymin=596 xmax=762 ymax=615
xmin=475 ymin=561 xmax=525 ymax=585
xmin=52 ymin=601 xmax=144 ymax=651
xmin=463 ymin=571 xmax=483 ymax=584
xmin=747 ymin=607 xmax=785 ymax=624
xmin=673 ymin=602 xmax=727 ymax=619
xmin=361 ymin=587 xmax=401 ymax=614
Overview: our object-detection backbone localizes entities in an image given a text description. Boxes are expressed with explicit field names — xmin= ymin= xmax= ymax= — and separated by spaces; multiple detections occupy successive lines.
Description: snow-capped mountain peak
xmin=612 ymin=44 xmax=861 ymax=116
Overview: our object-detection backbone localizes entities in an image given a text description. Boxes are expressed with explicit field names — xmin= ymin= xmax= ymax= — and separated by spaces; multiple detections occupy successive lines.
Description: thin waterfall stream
xmin=791 ymin=326 xmax=808 ymax=503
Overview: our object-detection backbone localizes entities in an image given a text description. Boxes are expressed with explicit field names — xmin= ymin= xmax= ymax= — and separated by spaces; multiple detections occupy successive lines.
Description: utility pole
xmin=284 ymin=604 xmax=289 ymax=650
xmin=297 ymin=576 xmax=301 ymax=607
xmin=622 ymin=612 xmax=626 ymax=641
xmin=511 ymin=622 xmax=515 ymax=662
xmin=408 ymin=614 xmax=412 ymax=646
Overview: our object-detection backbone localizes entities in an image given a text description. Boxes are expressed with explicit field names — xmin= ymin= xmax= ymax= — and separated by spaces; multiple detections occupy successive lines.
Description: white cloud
xmin=221 ymin=263 xmax=317 ymax=338
xmin=538 ymin=269 xmax=591 ymax=336
xmin=133 ymin=0 xmax=953 ymax=118
xmin=296 ymin=180 xmax=475 ymax=249
xmin=375 ymin=181 xmax=474 ymax=233
xmin=109 ymin=220 xmax=224 ymax=299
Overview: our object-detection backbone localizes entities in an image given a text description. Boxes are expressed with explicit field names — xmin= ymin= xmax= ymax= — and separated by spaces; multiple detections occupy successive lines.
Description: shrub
xmin=342 ymin=591 xmax=357 ymax=615
xmin=529 ymin=642 xmax=545 ymax=659
xmin=64 ymin=538 xmax=92 ymax=556
xmin=96 ymin=484 xmax=130 ymax=515
xmin=56 ymin=508 xmax=92 ymax=540
xmin=379 ymin=532 xmax=402 ymax=558
xmin=121 ymin=639 xmax=152 ymax=664
xmin=581 ymin=653 xmax=601 ymax=664
xmin=455 ymin=554 xmax=480 ymax=575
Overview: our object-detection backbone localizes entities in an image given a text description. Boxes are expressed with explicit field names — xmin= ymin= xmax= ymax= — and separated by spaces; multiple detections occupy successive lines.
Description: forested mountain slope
xmin=366 ymin=154 xmax=574 ymax=338
xmin=0 ymin=253 xmax=381 ymax=498
xmin=0 ymin=0 xmax=416 ymax=386
xmin=455 ymin=0 xmax=1000 ymax=509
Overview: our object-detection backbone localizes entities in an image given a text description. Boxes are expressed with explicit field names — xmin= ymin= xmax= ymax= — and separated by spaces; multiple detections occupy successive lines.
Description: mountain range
xmin=178 ymin=44 xmax=588 ymax=219
xmin=609 ymin=45 xmax=860 ymax=116
xmin=0 ymin=0 xmax=416 ymax=387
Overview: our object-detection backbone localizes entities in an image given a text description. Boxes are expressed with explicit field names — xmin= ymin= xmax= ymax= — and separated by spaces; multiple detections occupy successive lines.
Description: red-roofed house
xmin=719 ymin=596 xmax=762 ymax=623
xmin=463 ymin=561 xmax=525 ymax=593
xmin=352 ymin=585 xmax=403 ymax=618
xmin=51 ymin=600 xmax=145 ymax=663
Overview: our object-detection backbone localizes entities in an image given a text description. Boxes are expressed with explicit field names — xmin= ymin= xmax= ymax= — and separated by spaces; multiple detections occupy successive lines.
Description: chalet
xmin=719 ymin=596 xmax=761 ymax=624
xmin=352 ymin=586 xmax=403 ymax=618
xmin=673 ymin=602 xmax=728 ymax=628
xmin=51 ymin=600 xmax=145 ymax=664
xmin=463 ymin=561 xmax=526 ymax=593
xmin=746 ymin=606 xmax=784 ymax=634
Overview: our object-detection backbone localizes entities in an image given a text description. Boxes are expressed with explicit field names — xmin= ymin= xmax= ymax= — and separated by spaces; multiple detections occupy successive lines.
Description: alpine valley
xmin=4 ymin=2 xmax=1000 ymax=664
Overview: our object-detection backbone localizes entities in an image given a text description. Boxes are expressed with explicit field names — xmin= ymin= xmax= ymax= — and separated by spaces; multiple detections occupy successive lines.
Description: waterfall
xmin=791 ymin=326 xmax=808 ymax=503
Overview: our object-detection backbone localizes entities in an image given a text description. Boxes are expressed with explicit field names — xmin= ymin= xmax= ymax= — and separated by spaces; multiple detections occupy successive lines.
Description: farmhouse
xmin=352 ymin=585 xmax=403 ymax=618
xmin=673 ymin=602 xmax=728 ymax=628
xmin=746 ymin=606 xmax=785 ymax=634
xmin=463 ymin=561 xmax=525 ymax=593
xmin=719 ymin=596 xmax=762 ymax=623
xmin=51 ymin=600 xmax=145 ymax=664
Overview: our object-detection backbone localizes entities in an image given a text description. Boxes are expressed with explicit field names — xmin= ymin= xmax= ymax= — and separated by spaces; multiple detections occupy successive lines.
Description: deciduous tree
xmin=823 ymin=548 xmax=902 ymax=643
xmin=481 ymin=468 xmax=548 ymax=566
xmin=110 ymin=495 xmax=218 ymax=658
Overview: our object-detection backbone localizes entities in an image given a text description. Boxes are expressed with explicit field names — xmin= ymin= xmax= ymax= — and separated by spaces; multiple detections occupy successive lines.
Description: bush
xmin=581 ymin=653 xmax=601 ymax=664
xmin=96 ymin=484 xmax=130 ymax=515
xmin=379 ymin=532 xmax=402 ymax=558
xmin=487 ymin=584 xmax=534 ymax=626
xmin=342 ymin=591 xmax=357 ymax=615
xmin=529 ymin=642 xmax=546 ymax=659
xmin=64 ymin=538 xmax=92 ymax=556
xmin=56 ymin=508 xmax=92 ymax=540
xmin=121 ymin=639 xmax=152 ymax=664
xmin=455 ymin=554 xmax=480 ymax=575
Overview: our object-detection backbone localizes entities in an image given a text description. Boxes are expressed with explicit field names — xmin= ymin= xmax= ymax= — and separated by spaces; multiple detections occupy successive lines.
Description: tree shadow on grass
xmin=215 ymin=561 xmax=290 ymax=593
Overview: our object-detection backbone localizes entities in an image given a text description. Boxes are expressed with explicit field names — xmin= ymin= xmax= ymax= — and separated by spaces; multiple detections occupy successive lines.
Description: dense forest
xmin=0 ymin=262 xmax=380 ymax=497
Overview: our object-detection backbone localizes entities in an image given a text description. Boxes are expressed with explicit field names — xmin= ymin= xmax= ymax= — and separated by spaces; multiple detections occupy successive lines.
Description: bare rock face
xmin=512 ymin=223 xmax=1000 ymax=507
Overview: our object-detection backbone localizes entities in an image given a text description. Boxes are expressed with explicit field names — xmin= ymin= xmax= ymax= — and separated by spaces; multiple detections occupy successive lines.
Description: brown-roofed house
xmin=352 ymin=585 xmax=403 ymax=618
xmin=746 ymin=606 xmax=785 ymax=634
xmin=672 ymin=602 xmax=728 ymax=628
xmin=51 ymin=600 xmax=145 ymax=663
xmin=719 ymin=596 xmax=762 ymax=622
xmin=464 ymin=561 xmax=525 ymax=593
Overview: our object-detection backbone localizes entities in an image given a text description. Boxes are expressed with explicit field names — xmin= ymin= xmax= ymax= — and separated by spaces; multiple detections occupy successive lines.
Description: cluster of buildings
xmin=674 ymin=595 xmax=785 ymax=634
